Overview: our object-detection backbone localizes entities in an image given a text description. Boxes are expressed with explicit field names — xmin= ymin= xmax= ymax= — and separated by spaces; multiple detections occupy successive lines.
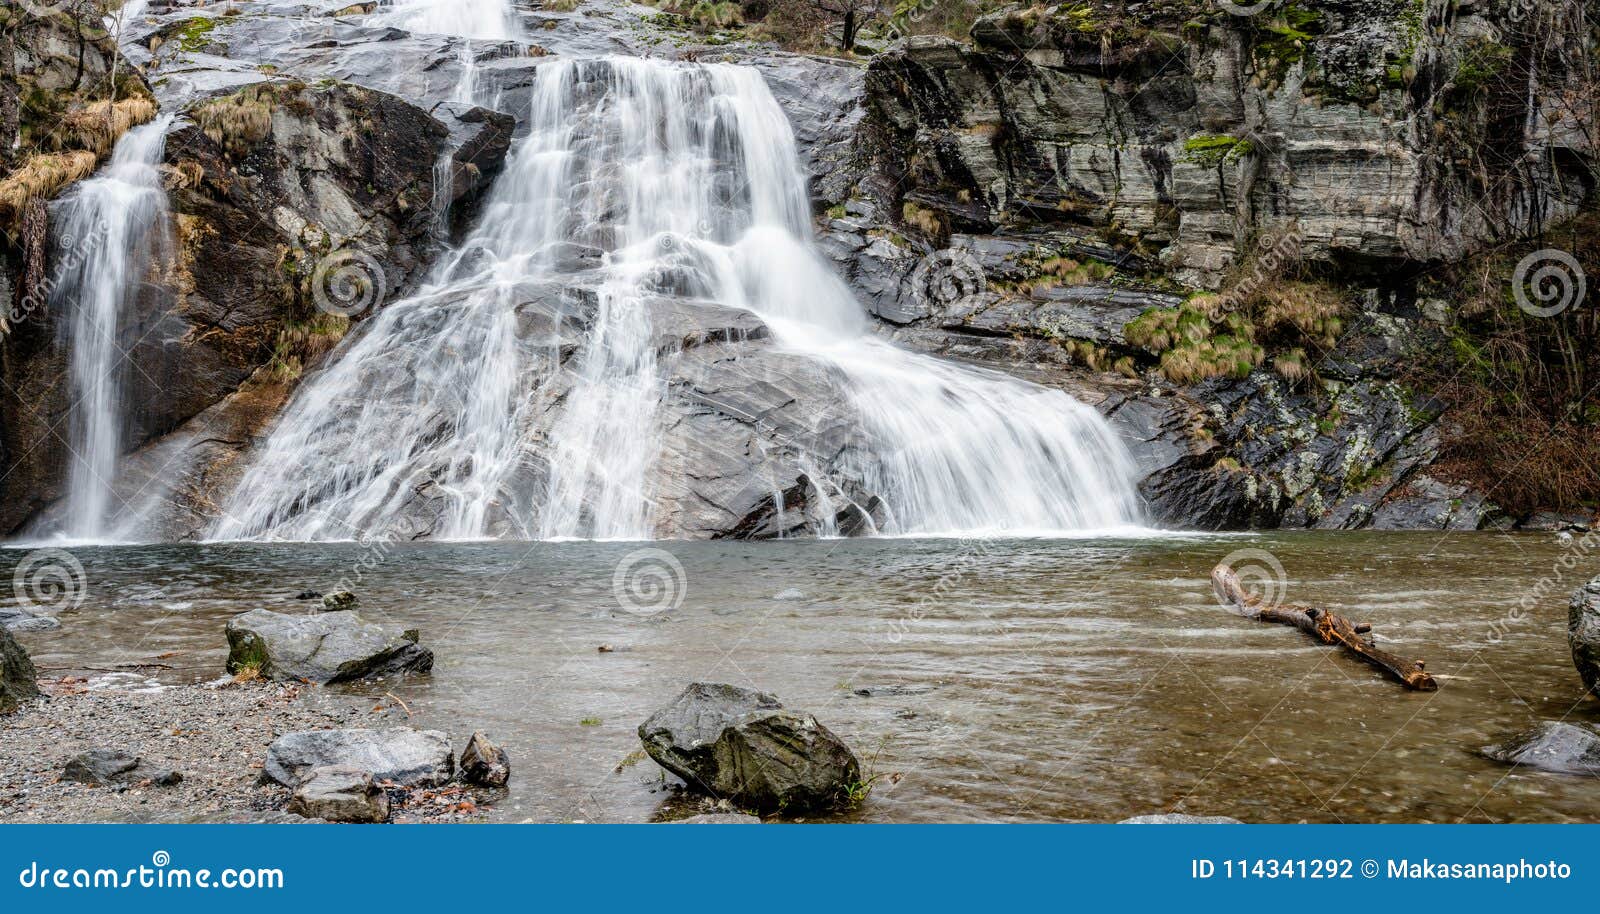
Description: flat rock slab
xmin=226 ymin=609 xmax=433 ymax=684
xmin=1482 ymin=721 xmax=1600 ymax=776
xmin=62 ymin=749 xmax=182 ymax=787
xmin=639 ymin=682 xmax=861 ymax=814
xmin=264 ymin=728 xmax=454 ymax=788
xmin=1119 ymin=814 xmax=1244 ymax=824
xmin=287 ymin=765 xmax=389 ymax=823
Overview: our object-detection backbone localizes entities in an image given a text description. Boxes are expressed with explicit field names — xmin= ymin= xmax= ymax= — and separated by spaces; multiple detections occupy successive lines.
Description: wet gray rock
xmin=287 ymin=765 xmax=389 ymax=823
xmin=321 ymin=591 xmax=359 ymax=611
xmin=671 ymin=813 xmax=762 ymax=824
xmin=1119 ymin=814 xmax=1244 ymax=824
xmin=1483 ymin=722 xmax=1600 ymax=777
xmin=62 ymin=749 xmax=182 ymax=788
xmin=264 ymin=728 xmax=454 ymax=789
xmin=225 ymin=609 xmax=433 ymax=684
xmin=0 ymin=626 xmax=39 ymax=714
xmin=638 ymin=682 xmax=861 ymax=813
xmin=459 ymin=731 xmax=511 ymax=788
xmin=1368 ymin=475 xmax=1489 ymax=532
xmin=1570 ymin=577 xmax=1600 ymax=700
xmin=0 ymin=607 xmax=59 ymax=633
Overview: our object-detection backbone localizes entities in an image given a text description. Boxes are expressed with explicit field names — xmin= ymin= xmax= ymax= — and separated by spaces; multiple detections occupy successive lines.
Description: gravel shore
xmin=0 ymin=677 xmax=491 ymax=823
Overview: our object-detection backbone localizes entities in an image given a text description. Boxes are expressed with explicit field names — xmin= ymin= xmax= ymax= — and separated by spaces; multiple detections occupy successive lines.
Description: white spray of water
xmin=213 ymin=59 xmax=1144 ymax=542
xmin=50 ymin=115 xmax=176 ymax=542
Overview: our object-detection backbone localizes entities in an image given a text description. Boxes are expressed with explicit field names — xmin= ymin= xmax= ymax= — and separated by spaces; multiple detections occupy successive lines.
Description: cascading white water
xmin=212 ymin=58 xmax=1144 ymax=542
xmin=370 ymin=0 xmax=516 ymax=39
xmin=51 ymin=115 xmax=176 ymax=542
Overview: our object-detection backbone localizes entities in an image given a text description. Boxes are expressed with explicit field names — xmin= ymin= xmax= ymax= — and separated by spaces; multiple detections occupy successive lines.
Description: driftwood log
xmin=1211 ymin=563 xmax=1437 ymax=692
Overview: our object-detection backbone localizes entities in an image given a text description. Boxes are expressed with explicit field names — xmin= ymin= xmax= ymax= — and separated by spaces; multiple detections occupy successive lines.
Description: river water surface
xmin=5 ymin=532 xmax=1597 ymax=823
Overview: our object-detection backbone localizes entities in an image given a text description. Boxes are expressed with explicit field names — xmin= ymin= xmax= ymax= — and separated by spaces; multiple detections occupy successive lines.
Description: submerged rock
xmin=459 ymin=731 xmax=511 ymax=788
xmin=264 ymin=728 xmax=454 ymax=789
xmin=1482 ymin=722 xmax=1600 ymax=776
xmin=1119 ymin=814 xmax=1244 ymax=824
xmin=0 ymin=607 xmax=60 ymax=633
xmin=62 ymin=749 xmax=182 ymax=787
xmin=287 ymin=766 xmax=389 ymax=824
xmin=225 ymin=609 xmax=433 ymax=684
xmin=321 ymin=591 xmax=359 ymax=611
xmin=0 ymin=626 xmax=40 ymax=714
xmin=1570 ymin=577 xmax=1600 ymax=700
xmin=638 ymin=682 xmax=861 ymax=813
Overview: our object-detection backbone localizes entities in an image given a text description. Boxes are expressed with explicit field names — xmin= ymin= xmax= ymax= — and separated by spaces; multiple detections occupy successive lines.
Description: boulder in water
xmin=264 ymin=728 xmax=454 ymax=788
xmin=287 ymin=766 xmax=390 ymax=823
xmin=62 ymin=749 xmax=182 ymax=787
xmin=1570 ymin=576 xmax=1600 ymax=699
xmin=322 ymin=591 xmax=359 ymax=611
xmin=0 ymin=626 xmax=40 ymax=714
xmin=225 ymin=609 xmax=432 ymax=684
xmin=1482 ymin=721 xmax=1600 ymax=776
xmin=0 ymin=607 xmax=60 ymax=632
xmin=459 ymin=731 xmax=511 ymax=788
xmin=638 ymin=682 xmax=861 ymax=813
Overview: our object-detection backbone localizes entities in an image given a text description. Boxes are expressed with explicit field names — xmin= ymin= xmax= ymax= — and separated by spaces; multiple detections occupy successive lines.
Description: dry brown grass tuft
xmin=0 ymin=151 xmax=100 ymax=222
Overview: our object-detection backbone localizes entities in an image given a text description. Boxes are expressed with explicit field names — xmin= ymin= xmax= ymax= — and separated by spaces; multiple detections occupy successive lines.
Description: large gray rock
xmin=287 ymin=765 xmax=389 ymax=824
xmin=225 ymin=609 xmax=433 ymax=684
xmin=1482 ymin=722 xmax=1600 ymax=777
xmin=264 ymin=728 xmax=454 ymax=789
xmin=1570 ymin=577 xmax=1600 ymax=700
xmin=638 ymin=683 xmax=861 ymax=813
xmin=62 ymin=749 xmax=182 ymax=787
xmin=0 ymin=626 xmax=39 ymax=714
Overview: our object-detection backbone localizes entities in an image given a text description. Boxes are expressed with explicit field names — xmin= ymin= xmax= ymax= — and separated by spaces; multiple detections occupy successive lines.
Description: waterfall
xmin=369 ymin=0 xmax=517 ymax=39
xmin=211 ymin=59 xmax=1144 ymax=542
xmin=50 ymin=115 xmax=176 ymax=542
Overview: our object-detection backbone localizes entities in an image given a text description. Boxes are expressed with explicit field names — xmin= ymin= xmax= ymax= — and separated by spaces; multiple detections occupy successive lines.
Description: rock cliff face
xmin=816 ymin=0 xmax=1595 ymax=530
xmin=0 ymin=0 xmax=1593 ymax=538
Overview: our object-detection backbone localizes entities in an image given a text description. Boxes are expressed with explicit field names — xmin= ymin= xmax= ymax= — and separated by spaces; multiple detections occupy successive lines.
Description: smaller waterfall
xmin=51 ymin=115 xmax=175 ymax=542
xmin=371 ymin=0 xmax=517 ymax=39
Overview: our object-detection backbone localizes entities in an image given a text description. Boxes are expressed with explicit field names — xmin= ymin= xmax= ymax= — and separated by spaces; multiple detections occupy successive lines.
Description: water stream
xmin=7 ymin=533 xmax=1596 ymax=823
xmin=212 ymin=58 xmax=1143 ymax=542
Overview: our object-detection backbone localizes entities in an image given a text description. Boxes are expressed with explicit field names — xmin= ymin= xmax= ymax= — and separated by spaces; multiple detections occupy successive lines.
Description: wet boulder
xmin=62 ymin=749 xmax=182 ymax=787
xmin=1570 ymin=576 xmax=1600 ymax=699
xmin=225 ymin=609 xmax=433 ymax=684
xmin=264 ymin=728 xmax=454 ymax=789
xmin=1482 ymin=721 xmax=1600 ymax=776
xmin=459 ymin=731 xmax=511 ymax=788
xmin=287 ymin=766 xmax=389 ymax=824
xmin=0 ymin=626 xmax=40 ymax=714
xmin=638 ymin=682 xmax=861 ymax=813
xmin=0 ymin=607 xmax=60 ymax=633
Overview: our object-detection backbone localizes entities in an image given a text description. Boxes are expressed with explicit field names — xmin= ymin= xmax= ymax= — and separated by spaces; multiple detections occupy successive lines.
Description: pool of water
xmin=3 ymin=531 xmax=1597 ymax=823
